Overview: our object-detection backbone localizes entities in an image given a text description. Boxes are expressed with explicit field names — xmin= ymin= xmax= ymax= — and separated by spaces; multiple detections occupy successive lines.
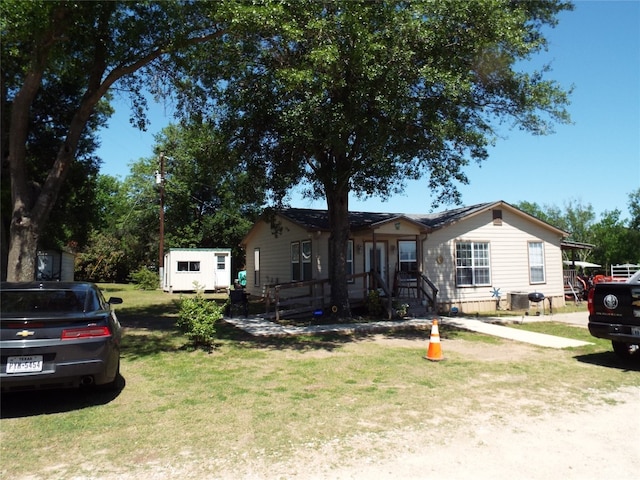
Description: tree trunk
xmin=326 ymin=185 xmax=351 ymax=319
xmin=4 ymin=4 xmax=224 ymax=282
xmin=6 ymin=66 xmax=46 ymax=282
xmin=6 ymin=217 xmax=39 ymax=282
xmin=5 ymin=5 xmax=67 ymax=282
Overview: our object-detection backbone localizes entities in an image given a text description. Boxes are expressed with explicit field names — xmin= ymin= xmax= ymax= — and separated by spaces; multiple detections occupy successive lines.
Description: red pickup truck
xmin=588 ymin=270 xmax=640 ymax=361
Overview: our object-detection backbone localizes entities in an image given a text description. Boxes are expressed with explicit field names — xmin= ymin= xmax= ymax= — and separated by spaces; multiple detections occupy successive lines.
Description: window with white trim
xmin=291 ymin=242 xmax=301 ymax=281
xmin=291 ymin=241 xmax=312 ymax=281
xmin=301 ymin=240 xmax=312 ymax=281
xmin=455 ymin=241 xmax=490 ymax=286
xmin=347 ymin=240 xmax=354 ymax=282
xmin=398 ymin=240 xmax=417 ymax=272
xmin=216 ymin=255 xmax=226 ymax=270
xmin=528 ymin=241 xmax=545 ymax=283
xmin=254 ymin=248 xmax=260 ymax=286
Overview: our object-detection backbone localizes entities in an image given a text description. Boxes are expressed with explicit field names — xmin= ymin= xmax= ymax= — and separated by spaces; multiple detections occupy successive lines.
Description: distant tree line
xmin=74 ymin=123 xmax=264 ymax=283
xmin=516 ymin=189 xmax=640 ymax=272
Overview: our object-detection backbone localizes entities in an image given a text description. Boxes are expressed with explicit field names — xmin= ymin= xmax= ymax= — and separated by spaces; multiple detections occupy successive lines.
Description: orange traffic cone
xmin=424 ymin=319 xmax=444 ymax=361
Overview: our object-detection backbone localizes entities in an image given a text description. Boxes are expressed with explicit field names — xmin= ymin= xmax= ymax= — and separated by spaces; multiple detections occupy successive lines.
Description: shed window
xmin=217 ymin=255 xmax=226 ymax=270
xmin=455 ymin=241 xmax=490 ymax=286
xmin=177 ymin=261 xmax=200 ymax=272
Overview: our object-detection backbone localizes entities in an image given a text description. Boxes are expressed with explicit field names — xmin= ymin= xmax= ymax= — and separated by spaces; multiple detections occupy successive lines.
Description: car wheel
xmin=611 ymin=341 xmax=640 ymax=362
xmin=98 ymin=359 xmax=123 ymax=392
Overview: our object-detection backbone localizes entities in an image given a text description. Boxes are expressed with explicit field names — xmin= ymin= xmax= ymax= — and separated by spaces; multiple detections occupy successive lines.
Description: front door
xmin=365 ymin=242 xmax=387 ymax=288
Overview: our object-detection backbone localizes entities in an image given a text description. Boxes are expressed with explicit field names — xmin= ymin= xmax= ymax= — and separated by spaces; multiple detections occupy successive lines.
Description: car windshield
xmin=1 ymin=289 xmax=87 ymax=314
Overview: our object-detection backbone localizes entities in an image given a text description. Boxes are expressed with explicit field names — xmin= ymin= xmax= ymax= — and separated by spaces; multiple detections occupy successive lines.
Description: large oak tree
xmin=1 ymin=0 xmax=224 ymax=281
xmin=196 ymin=0 xmax=574 ymax=317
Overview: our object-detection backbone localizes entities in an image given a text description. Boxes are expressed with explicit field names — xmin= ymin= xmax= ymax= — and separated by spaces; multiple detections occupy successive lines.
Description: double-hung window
xmin=301 ymin=240 xmax=312 ymax=281
xmin=291 ymin=242 xmax=301 ymax=281
xmin=528 ymin=241 xmax=545 ymax=283
xmin=398 ymin=240 xmax=417 ymax=272
xmin=346 ymin=240 xmax=354 ymax=282
xmin=291 ymin=240 xmax=312 ymax=281
xmin=455 ymin=241 xmax=490 ymax=286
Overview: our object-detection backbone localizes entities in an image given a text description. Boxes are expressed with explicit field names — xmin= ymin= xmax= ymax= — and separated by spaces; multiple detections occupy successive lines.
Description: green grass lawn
xmin=1 ymin=285 xmax=638 ymax=479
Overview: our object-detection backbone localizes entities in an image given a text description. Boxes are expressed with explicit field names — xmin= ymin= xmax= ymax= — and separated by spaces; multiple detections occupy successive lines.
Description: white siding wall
xmin=61 ymin=252 xmax=75 ymax=282
xmin=243 ymin=218 xmax=330 ymax=297
xmin=423 ymin=209 xmax=565 ymax=312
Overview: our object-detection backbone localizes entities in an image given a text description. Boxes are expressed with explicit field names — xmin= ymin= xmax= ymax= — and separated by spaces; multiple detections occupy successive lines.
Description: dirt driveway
xmin=101 ymin=384 xmax=640 ymax=480
xmin=289 ymin=385 xmax=640 ymax=480
xmin=96 ymin=335 xmax=639 ymax=480
xmin=219 ymin=341 xmax=640 ymax=480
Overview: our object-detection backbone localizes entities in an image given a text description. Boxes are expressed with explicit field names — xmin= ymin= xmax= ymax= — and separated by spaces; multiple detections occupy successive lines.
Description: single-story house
xmin=163 ymin=248 xmax=232 ymax=293
xmin=240 ymin=201 xmax=570 ymax=315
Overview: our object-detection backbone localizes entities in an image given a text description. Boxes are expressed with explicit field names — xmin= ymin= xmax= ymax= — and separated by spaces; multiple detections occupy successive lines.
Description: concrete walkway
xmin=441 ymin=317 xmax=590 ymax=348
xmin=223 ymin=311 xmax=592 ymax=349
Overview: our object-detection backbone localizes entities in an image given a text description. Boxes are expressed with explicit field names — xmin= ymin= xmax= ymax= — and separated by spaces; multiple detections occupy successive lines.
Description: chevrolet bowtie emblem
xmin=16 ymin=330 xmax=35 ymax=337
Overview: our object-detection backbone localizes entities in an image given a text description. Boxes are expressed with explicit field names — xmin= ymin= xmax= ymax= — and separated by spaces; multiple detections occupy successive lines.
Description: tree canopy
xmin=185 ymin=0 xmax=574 ymax=316
xmin=1 ymin=0 xmax=224 ymax=281
xmin=516 ymin=189 xmax=640 ymax=269
xmin=2 ymin=1 xmax=578 ymax=313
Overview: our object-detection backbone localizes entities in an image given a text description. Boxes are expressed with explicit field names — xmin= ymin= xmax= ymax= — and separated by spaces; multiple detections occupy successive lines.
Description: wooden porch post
xmin=416 ymin=234 xmax=422 ymax=300
xmin=372 ymin=231 xmax=377 ymax=290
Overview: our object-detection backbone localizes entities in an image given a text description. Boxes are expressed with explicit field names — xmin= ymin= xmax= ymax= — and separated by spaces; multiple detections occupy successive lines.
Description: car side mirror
xmin=108 ymin=297 xmax=123 ymax=305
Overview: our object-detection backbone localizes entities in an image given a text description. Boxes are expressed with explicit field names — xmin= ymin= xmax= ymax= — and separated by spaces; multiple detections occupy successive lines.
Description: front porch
xmin=261 ymin=270 xmax=439 ymax=321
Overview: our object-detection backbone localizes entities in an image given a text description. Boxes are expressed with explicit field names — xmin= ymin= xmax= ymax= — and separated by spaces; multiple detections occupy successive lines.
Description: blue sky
xmin=97 ymin=0 xmax=640 ymax=219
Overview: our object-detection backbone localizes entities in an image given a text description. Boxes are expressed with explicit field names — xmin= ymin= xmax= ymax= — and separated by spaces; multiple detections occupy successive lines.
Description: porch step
xmin=395 ymin=298 xmax=430 ymax=317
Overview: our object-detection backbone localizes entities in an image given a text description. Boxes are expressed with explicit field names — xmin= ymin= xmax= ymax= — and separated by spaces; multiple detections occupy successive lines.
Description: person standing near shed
xmin=237 ymin=267 xmax=247 ymax=288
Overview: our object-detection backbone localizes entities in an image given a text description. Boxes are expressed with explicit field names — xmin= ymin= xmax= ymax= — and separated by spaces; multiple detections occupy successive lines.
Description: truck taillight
xmin=61 ymin=326 xmax=111 ymax=339
xmin=587 ymin=287 xmax=595 ymax=315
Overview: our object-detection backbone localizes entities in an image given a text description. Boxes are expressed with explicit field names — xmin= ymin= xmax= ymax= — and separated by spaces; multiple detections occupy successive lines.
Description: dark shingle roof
xmin=405 ymin=202 xmax=497 ymax=229
xmin=279 ymin=208 xmax=400 ymax=231
xmin=278 ymin=202 xmax=498 ymax=232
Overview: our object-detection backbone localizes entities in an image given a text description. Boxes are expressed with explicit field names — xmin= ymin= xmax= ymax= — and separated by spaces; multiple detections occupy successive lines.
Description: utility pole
xmin=157 ymin=152 xmax=165 ymax=289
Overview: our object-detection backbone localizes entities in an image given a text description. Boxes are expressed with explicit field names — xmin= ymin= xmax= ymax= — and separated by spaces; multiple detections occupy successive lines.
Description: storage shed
xmin=163 ymin=248 xmax=232 ymax=293
xmin=37 ymin=249 xmax=75 ymax=281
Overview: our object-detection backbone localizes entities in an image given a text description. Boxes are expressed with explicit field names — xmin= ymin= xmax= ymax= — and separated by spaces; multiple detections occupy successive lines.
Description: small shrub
xmin=176 ymin=292 xmax=223 ymax=346
xmin=130 ymin=267 xmax=158 ymax=290
xmin=366 ymin=289 xmax=385 ymax=317
xmin=394 ymin=302 xmax=409 ymax=318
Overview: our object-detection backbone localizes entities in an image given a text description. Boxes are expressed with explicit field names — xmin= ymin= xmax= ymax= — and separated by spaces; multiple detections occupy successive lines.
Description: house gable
xmin=241 ymin=213 xmax=330 ymax=288
xmin=423 ymin=205 xmax=565 ymax=308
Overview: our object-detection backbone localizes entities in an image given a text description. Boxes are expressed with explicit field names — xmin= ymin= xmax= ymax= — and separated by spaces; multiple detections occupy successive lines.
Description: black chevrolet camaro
xmin=1 ymin=282 xmax=123 ymax=392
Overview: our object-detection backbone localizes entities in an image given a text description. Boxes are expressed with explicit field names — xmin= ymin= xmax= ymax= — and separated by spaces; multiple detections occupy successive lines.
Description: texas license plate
xmin=6 ymin=355 xmax=43 ymax=373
